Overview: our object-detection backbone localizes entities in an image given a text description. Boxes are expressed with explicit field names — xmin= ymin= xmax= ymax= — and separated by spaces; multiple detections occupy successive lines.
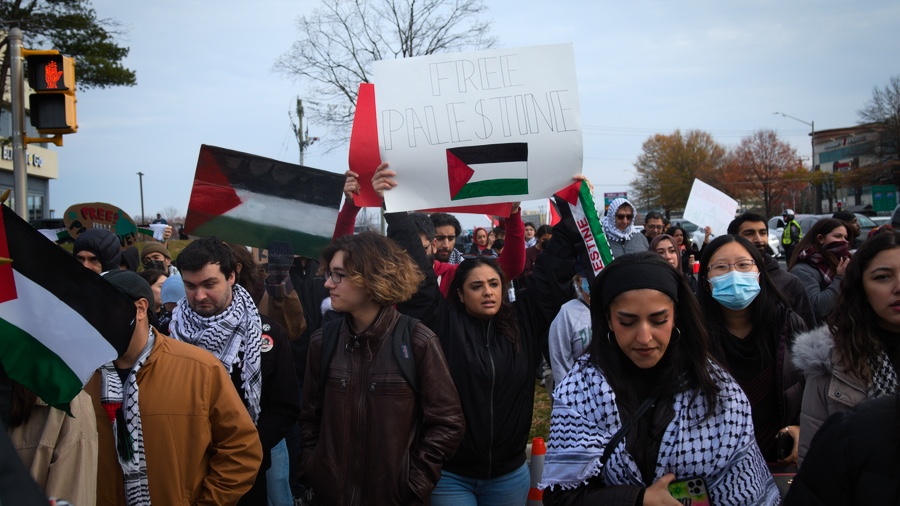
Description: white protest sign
xmin=374 ymin=43 xmax=582 ymax=212
xmin=682 ymin=179 xmax=738 ymax=236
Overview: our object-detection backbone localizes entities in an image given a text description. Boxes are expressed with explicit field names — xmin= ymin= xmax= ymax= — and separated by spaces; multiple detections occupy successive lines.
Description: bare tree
xmin=858 ymin=75 xmax=900 ymax=186
xmin=161 ymin=206 xmax=181 ymax=224
xmin=274 ymin=0 xmax=496 ymax=148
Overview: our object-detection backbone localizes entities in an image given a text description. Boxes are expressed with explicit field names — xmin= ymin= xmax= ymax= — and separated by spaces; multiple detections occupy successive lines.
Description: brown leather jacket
xmin=300 ymin=307 xmax=464 ymax=505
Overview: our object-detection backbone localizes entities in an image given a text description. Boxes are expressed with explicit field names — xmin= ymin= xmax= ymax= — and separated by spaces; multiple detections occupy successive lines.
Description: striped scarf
xmin=169 ymin=284 xmax=263 ymax=422
xmin=99 ymin=328 xmax=156 ymax=506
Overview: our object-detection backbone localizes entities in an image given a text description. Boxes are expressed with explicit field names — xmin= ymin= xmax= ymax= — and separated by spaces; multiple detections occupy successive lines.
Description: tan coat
xmin=9 ymin=389 xmax=98 ymax=506
xmin=86 ymin=333 xmax=263 ymax=506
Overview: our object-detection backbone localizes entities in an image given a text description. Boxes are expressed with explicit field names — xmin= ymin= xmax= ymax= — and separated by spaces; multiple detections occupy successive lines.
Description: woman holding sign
xmin=376 ymin=165 xmax=580 ymax=505
xmin=540 ymin=252 xmax=779 ymax=505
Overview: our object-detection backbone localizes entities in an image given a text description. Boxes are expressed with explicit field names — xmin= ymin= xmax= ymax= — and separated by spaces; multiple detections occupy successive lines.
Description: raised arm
xmin=497 ymin=204 xmax=525 ymax=280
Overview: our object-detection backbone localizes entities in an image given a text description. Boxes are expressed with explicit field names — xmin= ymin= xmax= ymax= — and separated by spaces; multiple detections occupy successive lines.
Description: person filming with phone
xmin=539 ymin=253 xmax=779 ymax=505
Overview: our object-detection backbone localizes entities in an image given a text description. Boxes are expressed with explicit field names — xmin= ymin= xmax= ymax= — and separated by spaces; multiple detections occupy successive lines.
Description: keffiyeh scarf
xmin=170 ymin=284 xmax=263 ymax=422
xmin=601 ymin=197 xmax=637 ymax=242
xmin=100 ymin=328 xmax=156 ymax=506
xmin=540 ymin=358 xmax=780 ymax=505
xmin=868 ymin=349 xmax=900 ymax=398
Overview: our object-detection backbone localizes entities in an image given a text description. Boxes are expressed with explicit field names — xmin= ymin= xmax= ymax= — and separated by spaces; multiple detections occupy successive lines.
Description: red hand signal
xmin=43 ymin=61 xmax=64 ymax=89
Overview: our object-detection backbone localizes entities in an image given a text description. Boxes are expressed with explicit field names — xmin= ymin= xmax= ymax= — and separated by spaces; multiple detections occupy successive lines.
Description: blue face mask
xmin=709 ymin=270 xmax=760 ymax=310
xmin=579 ymin=278 xmax=590 ymax=296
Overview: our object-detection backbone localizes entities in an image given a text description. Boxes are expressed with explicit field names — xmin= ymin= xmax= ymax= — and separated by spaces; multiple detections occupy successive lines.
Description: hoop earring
xmin=672 ymin=326 xmax=682 ymax=343
xmin=607 ymin=331 xmax=614 ymax=345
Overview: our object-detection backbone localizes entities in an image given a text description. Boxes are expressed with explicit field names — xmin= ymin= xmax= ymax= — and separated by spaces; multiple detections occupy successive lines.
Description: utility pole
xmin=9 ymin=28 xmax=28 ymax=218
xmin=293 ymin=98 xmax=319 ymax=166
xmin=774 ymin=112 xmax=817 ymax=212
xmin=137 ymin=172 xmax=145 ymax=224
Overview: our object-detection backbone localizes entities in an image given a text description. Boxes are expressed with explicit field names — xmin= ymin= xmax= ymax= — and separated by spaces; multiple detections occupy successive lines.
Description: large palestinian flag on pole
xmin=554 ymin=181 xmax=614 ymax=281
xmin=184 ymin=145 xmax=345 ymax=259
xmin=0 ymin=205 xmax=134 ymax=411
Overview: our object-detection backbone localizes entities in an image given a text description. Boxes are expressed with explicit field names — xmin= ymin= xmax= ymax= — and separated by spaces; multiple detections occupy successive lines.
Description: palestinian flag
xmin=554 ymin=181 xmax=614 ymax=281
xmin=0 ymin=205 xmax=134 ymax=411
xmin=184 ymin=145 xmax=345 ymax=259
xmin=448 ymin=143 xmax=528 ymax=201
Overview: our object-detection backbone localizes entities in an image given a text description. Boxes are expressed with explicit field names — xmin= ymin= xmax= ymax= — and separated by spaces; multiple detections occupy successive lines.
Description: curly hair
xmin=666 ymin=223 xmax=693 ymax=250
xmin=829 ymin=231 xmax=900 ymax=382
xmin=787 ymin=218 xmax=847 ymax=270
xmin=320 ymin=232 xmax=424 ymax=306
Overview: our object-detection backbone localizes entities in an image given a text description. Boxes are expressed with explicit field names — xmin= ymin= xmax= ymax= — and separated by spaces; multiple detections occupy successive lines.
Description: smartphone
xmin=667 ymin=476 xmax=711 ymax=506
xmin=776 ymin=431 xmax=794 ymax=461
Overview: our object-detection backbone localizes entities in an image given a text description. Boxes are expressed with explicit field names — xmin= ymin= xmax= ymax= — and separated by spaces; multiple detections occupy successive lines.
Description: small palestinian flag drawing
xmin=447 ymin=143 xmax=529 ymax=201
xmin=0 ymin=205 xmax=133 ymax=411
xmin=184 ymin=145 xmax=345 ymax=259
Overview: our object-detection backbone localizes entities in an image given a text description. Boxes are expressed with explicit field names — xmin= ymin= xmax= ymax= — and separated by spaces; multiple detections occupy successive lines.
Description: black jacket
xmin=388 ymin=212 xmax=575 ymax=479
xmin=764 ymin=254 xmax=816 ymax=330
xmin=783 ymin=394 xmax=900 ymax=505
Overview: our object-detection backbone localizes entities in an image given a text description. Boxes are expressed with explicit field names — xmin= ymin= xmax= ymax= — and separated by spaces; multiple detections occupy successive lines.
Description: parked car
xmin=871 ymin=216 xmax=891 ymax=227
xmin=668 ymin=218 xmax=707 ymax=250
xmin=797 ymin=213 xmax=876 ymax=243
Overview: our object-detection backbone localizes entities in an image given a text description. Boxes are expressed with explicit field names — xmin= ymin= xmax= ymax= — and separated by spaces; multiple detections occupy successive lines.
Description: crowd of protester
xmin=4 ymin=172 xmax=900 ymax=506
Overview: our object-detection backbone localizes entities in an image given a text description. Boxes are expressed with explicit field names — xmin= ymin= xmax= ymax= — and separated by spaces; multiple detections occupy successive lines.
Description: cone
xmin=527 ymin=437 xmax=546 ymax=505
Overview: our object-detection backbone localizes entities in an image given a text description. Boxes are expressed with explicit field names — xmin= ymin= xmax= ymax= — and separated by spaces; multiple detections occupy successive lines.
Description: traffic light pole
xmin=9 ymin=28 xmax=29 ymax=219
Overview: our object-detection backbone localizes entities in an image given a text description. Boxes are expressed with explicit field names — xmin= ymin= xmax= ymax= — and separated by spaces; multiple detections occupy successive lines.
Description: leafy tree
xmin=631 ymin=129 xmax=726 ymax=218
xmin=0 ymin=0 xmax=137 ymax=104
xmin=858 ymin=75 xmax=900 ymax=186
xmin=274 ymin=0 xmax=496 ymax=147
xmin=721 ymin=129 xmax=808 ymax=217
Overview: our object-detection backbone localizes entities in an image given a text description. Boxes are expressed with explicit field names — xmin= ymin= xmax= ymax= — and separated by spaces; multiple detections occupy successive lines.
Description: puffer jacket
xmin=791 ymin=325 xmax=870 ymax=466
xmin=300 ymin=307 xmax=465 ymax=505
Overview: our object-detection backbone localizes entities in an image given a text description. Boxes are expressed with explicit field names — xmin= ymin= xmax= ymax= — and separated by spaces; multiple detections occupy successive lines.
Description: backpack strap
xmin=392 ymin=314 xmax=420 ymax=394
xmin=599 ymin=396 xmax=657 ymax=472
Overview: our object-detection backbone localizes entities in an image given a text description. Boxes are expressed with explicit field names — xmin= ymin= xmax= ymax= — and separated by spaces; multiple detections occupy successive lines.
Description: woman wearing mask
xmin=650 ymin=234 xmax=697 ymax=293
xmin=787 ymin=218 xmax=851 ymax=323
xmin=602 ymin=198 xmax=648 ymax=258
xmin=697 ymin=236 xmax=806 ymax=464
xmin=540 ymin=253 xmax=779 ymax=505
xmin=792 ymin=231 xmax=900 ymax=464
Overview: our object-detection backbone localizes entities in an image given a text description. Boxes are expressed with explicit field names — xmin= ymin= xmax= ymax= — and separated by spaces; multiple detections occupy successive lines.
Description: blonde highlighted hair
xmin=320 ymin=232 xmax=424 ymax=306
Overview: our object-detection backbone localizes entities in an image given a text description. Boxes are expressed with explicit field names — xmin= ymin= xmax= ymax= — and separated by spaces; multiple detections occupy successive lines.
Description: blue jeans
xmin=431 ymin=462 xmax=530 ymax=506
xmin=266 ymin=439 xmax=293 ymax=506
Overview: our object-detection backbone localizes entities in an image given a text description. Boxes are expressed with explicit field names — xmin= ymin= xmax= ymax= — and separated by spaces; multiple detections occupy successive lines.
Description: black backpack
xmin=317 ymin=313 xmax=420 ymax=398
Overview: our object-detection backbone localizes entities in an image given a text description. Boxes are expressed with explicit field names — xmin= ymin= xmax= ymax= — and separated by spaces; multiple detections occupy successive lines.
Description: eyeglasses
xmin=708 ymin=260 xmax=756 ymax=275
xmin=616 ymin=214 xmax=634 ymax=221
xmin=646 ymin=225 xmax=664 ymax=231
xmin=434 ymin=235 xmax=456 ymax=242
xmin=325 ymin=270 xmax=348 ymax=284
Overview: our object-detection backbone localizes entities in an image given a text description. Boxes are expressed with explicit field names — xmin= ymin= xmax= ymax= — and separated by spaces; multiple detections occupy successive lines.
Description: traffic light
xmin=25 ymin=52 xmax=77 ymax=135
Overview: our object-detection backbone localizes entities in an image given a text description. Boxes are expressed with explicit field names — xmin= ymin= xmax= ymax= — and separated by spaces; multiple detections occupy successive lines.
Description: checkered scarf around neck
xmin=169 ymin=283 xmax=263 ymax=422
xmin=868 ymin=349 xmax=900 ymax=398
xmin=796 ymin=246 xmax=835 ymax=285
xmin=601 ymin=197 xmax=637 ymax=242
xmin=99 ymin=328 xmax=157 ymax=506
xmin=540 ymin=358 xmax=780 ymax=505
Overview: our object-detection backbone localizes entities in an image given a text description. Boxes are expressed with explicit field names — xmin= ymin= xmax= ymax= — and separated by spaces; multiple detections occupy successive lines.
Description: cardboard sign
xmin=374 ymin=43 xmax=583 ymax=212
xmin=682 ymin=179 xmax=738 ymax=236
xmin=63 ymin=202 xmax=139 ymax=248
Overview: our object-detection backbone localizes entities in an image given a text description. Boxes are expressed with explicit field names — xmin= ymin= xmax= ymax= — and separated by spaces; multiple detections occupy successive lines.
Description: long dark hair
xmin=588 ymin=252 xmax=720 ymax=414
xmin=449 ymin=256 xmax=520 ymax=346
xmin=697 ymin=235 xmax=792 ymax=366
xmin=829 ymin=231 xmax=900 ymax=382
xmin=666 ymin=223 xmax=692 ymax=250
xmin=787 ymin=218 xmax=847 ymax=270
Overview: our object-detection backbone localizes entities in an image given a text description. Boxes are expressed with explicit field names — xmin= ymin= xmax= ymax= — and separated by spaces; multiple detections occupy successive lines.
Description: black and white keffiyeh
xmin=868 ymin=349 xmax=899 ymax=398
xmin=100 ymin=328 xmax=156 ymax=506
xmin=169 ymin=283 xmax=263 ymax=422
xmin=540 ymin=357 xmax=780 ymax=505
xmin=601 ymin=197 xmax=638 ymax=242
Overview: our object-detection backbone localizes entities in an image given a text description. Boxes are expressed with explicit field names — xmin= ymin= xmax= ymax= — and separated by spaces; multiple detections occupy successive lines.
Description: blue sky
xmin=48 ymin=0 xmax=900 ymax=230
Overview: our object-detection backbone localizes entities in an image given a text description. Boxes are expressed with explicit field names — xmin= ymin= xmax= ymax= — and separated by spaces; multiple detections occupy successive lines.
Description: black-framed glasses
xmin=708 ymin=260 xmax=756 ymax=274
xmin=434 ymin=234 xmax=456 ymax=242
xmin=325 ymin=270 xmax=348 ymax=284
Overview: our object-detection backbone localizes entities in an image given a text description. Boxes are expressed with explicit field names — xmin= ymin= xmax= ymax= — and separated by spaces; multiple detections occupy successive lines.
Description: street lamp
xmin=774 ymin=112 xmax=819 ymax=213
xmin=137 ymin=172 xmax=145 ymax=225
